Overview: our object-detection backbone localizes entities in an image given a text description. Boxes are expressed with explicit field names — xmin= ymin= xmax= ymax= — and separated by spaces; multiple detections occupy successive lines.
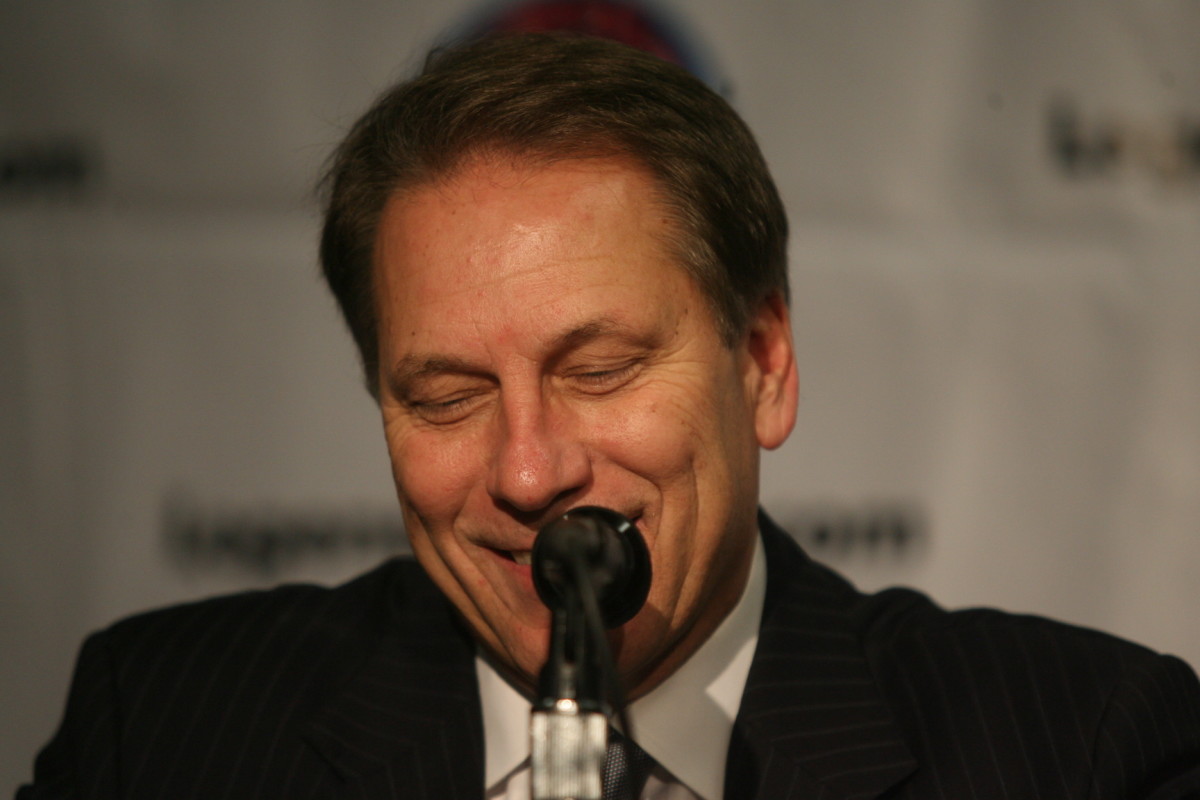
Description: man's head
xmin=321 ymin=33 xmax=789 ymax=400
xmin=320 ymin=33 xmax=798 ymax=697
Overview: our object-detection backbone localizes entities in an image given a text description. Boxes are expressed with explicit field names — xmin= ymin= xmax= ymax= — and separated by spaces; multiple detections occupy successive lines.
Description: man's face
xmin=373 ymin=155 xmax=795 ymax=696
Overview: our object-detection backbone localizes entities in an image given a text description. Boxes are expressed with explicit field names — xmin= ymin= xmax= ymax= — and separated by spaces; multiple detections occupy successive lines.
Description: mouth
xmin=487 ymin=513 xmax=643 ymax=570
xmin=487 ymin=547 xmax=533 ymax=567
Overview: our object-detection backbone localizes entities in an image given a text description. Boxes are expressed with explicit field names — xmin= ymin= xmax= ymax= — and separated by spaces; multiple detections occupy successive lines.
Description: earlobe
xmin=745 ymin=292 xmax=799 ymax=450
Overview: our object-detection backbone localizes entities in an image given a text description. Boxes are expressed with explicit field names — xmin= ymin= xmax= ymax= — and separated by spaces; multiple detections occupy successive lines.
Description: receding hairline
xmin=369 ymin=146 xmax=734 ymax=333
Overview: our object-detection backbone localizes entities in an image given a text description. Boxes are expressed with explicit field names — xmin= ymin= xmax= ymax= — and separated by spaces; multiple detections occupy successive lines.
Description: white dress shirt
xmin=478 ymin=533 xmax=766 ymax=800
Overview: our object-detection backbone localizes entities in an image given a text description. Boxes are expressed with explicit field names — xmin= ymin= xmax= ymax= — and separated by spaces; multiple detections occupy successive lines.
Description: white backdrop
xmin=3 ymin=2 xmax=1198 ymax=791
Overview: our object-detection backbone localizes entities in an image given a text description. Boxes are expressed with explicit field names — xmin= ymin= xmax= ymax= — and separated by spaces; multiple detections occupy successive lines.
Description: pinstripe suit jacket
xmin=19 ymin=515 xmax=1200 ymax=799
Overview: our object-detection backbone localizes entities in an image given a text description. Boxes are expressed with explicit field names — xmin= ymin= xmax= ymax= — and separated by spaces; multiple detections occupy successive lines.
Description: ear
xmin=743 ymin=292 xmax=799 ymax=450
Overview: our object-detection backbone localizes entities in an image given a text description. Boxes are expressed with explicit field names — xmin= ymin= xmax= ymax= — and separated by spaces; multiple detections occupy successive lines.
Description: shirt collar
xmin=477 ymin=532 xmax=766 ymax=799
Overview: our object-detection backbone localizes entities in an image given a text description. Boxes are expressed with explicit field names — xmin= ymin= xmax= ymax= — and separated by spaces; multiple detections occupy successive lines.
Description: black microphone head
xmin=532 ymin=507 xmax=651 ymax=628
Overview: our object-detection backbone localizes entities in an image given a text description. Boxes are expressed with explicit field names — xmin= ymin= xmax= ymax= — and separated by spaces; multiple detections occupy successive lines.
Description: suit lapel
xmin=296 ymin=515 xmax=916 ymax=800
xmin=725 ymin=514 xmax=916 ymax=800
xmin=302 ymin=565 xmax=484 ymax=800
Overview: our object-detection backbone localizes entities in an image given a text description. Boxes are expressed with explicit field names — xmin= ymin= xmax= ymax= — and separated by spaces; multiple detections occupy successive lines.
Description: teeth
xmin=512 ymin=551 xmax=532 ymax=566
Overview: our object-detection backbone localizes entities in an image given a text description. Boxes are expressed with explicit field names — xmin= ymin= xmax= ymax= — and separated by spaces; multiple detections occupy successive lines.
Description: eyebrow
xmin=552 ymin=318 xmax=625 ymax=351
xmin=386 ymin=317 xmax=648 ymax=393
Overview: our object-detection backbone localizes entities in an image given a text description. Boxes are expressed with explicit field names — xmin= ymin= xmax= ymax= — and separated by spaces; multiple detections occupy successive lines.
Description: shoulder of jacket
xmin=91 ymin=557 xmax=434 ymax=679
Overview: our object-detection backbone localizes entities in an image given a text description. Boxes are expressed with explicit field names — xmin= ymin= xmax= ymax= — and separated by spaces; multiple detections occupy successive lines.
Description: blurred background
xmin=3 ymin=0 xmax=1198 ymax=790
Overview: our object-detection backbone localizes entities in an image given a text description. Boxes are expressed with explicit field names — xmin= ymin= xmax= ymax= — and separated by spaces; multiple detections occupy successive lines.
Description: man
xmin=19 ymin=33 xmax=1200 ymax=800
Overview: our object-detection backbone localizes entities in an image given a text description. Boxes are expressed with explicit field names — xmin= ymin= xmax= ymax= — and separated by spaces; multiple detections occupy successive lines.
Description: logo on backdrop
xmin=779 ymin=502 xmax=927 ymax=563
xmin=451 ymin=0 xmax=725 ymax=93
xmin=162 ymin=493 xmax=407 ymax=577
xmin=1049 ymin=96 xmax=1200 ymax=187
xmin=0 ymin=136 xmax=98 ymax=198
xmin=162 ymin=494 xmax=926 ymax=577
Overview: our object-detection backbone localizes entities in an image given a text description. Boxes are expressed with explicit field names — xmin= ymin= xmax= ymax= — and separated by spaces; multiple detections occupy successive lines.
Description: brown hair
xmin=320 ymin=32 xmax=788 ymax=398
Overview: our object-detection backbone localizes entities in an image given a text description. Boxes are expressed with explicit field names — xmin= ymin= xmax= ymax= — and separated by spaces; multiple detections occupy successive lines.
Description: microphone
xmin=529 ymin=507 xmax=651 ymax=800
xmin=532 ymin=506 xmax=651 ymax=629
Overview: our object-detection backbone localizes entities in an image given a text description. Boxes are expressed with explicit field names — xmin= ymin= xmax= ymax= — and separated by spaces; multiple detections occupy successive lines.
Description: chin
xmin=478 ymin=619 xmax=552 ymax=688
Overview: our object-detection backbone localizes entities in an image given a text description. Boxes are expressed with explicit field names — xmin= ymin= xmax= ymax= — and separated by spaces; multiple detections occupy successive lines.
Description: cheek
xmin=596 ymin=375 xmax=745 ymax=475
xmin=586 ymin=394 xmax=698 ymax=480
xmin=386 ymin=427 xmax=486 ymax=522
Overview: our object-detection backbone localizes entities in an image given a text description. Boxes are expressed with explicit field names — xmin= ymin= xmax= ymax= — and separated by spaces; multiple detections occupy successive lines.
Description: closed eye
xmin=407 ymin=391 xmax=488 ymax=424
xmin=567 ymin=361 xmax=642 ymax=393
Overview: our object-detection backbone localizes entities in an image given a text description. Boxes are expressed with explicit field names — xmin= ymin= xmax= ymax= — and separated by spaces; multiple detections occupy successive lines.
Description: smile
xmin=487 ymin=546 xmax=534 ymax=567
xmin=485 ymin=514 xmax=643 ymax=571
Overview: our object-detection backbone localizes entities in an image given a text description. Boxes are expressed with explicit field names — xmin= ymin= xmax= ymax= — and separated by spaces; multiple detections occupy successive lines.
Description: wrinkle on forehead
xmin=376 ymin=161 xmax=680 ymax=335
xmin=379 ymin=153 xmax=678 ymax=273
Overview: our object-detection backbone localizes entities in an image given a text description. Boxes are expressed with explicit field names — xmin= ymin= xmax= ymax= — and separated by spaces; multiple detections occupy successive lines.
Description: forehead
xmin=372 ymin=155 xmax=698 ymax=331
xmin=381 ymin=153 xmax=669 ymax=250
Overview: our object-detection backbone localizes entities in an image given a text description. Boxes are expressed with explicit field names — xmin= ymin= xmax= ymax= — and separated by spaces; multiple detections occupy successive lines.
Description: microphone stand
xmin=530 ymin=552 xmax=609 ymax=800
xmin=529 ymin=508 xmax=650 ymax=800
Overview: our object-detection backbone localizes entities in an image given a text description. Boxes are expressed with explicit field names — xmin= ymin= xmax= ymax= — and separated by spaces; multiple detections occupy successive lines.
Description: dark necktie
xmin=602 ymin=729 xmax=656 ymax=800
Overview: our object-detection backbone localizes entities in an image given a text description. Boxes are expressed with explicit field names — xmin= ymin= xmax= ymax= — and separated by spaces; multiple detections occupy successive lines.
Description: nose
xmin=486 ymin=396 xmax=591 ymax=515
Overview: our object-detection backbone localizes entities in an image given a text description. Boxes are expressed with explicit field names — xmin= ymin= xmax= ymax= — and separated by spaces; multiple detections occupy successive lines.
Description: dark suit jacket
xmin=18 ymin=515 xmax=1200 ymax=799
